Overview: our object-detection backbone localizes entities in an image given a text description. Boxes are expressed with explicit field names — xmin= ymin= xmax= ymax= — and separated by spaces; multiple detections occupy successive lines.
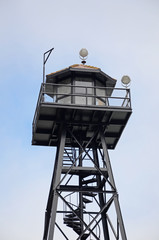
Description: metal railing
xmin=33 ymin=83 xmax=131 ymax=130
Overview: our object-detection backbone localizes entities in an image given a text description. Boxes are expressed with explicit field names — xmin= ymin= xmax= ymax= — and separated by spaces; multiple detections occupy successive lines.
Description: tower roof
xmin=46 ymin=64 xmax=117 ymax=88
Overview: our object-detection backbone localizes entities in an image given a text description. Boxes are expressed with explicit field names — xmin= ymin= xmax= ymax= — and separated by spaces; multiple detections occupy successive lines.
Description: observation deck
xmin=32 ymin=65 xmax=132 ymax=149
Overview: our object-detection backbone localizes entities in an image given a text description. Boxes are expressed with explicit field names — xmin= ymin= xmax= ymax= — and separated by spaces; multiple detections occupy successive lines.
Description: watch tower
xmin=32 ymin=49 xmax=132 ymax=240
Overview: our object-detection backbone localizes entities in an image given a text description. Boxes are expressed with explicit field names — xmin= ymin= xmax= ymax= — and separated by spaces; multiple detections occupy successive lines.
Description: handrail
xmin=43 ymin=83 xmax=130 ymax=101
xmin=43 ymin=82 xmax=128 ymax=91
xmin=32 ymin=83 xmax=131 ymax=131
xmin=44 ymin=91 xmax=130 ymax=100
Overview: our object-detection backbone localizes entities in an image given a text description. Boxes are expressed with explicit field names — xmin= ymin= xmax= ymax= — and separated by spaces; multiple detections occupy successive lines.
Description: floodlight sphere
xmin=121 ymin=75 xmax=131 ymax=85
xmin=79 ymin=48 xmax=88 ymax=59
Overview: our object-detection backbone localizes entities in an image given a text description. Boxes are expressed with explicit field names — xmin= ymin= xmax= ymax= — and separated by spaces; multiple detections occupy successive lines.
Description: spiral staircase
xmin=62 ymin=147 xmax=101 ymax=240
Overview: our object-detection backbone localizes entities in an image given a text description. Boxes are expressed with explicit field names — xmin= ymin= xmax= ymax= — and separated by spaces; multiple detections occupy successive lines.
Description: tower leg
xmin=45 ymin=127 xmax=66 ymax=240
xmin=100 ymin=130 xmax=127 ymax=240
xmin=93 ymin=147 xmax=110 ymax=240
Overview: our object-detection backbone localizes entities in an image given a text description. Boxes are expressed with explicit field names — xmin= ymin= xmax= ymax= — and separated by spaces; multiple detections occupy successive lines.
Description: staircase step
xmin=63 ymin=163 xmax=74 ymax=165
xmin=66 ymin=224 xmax=75 ymax=229
xmin=65 ymin=209 xmax=80 ymax=218
xmin=73 ymin=226 xmax=82 ymax=231
xmin=63 ymin=158 xmax=74 ymax=161
xmin=73 ymin=228 xmax=81 ymax=235
xmin=64 ymin=217 xmax=79 ymax=221
xmin=82 ymin=178 xmax=97 ymax=184
xmin=82 ymin=197 xmax=93 ymax=203
xmin=83 ymin=192 xmax=97 ymax=197
xmin=81 ymin=233 xmax=90 ymax=240
xmin=65 ymin=213 xmax=76 ymax=218
xmin=66 ymin=223 xmax=81 ymax=228
xmin=68 ymin=222 xmax=81 ymax=226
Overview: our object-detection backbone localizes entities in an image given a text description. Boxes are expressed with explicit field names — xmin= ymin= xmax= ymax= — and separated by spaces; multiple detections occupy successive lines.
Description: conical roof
xmin=46 ymin=64 xmax=116 ymax=88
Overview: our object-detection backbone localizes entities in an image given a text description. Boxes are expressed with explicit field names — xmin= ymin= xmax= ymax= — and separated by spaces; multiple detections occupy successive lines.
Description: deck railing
xmin=33 ymin=83 xmax=131 ymax=131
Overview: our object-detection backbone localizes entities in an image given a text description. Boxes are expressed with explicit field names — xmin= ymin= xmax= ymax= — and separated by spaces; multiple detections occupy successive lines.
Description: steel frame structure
xmin=42 ymin=124 xmax=127 ymax=240
xmin=32 ymin=63 xmax=132 ymax=240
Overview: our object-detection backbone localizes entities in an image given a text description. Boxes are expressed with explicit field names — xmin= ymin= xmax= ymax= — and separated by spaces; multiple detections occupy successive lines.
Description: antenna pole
xmin=43 ymin=48 xmax=54 ymax=83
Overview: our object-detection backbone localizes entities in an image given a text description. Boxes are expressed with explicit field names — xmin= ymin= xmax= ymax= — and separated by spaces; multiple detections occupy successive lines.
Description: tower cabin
xmin=32 ymin=64 xmax=132 ymax=149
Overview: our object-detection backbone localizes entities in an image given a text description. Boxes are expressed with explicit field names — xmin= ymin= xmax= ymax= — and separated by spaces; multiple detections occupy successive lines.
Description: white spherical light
xmin=121 ymin=75 xmax=131 ymax=87
xmin=79 ymin=48 xmax=88 ymax=59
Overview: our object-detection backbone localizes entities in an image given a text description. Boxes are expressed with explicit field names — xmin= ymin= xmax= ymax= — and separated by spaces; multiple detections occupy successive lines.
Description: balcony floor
xmin=32 ymin=102 xmax=132 ymax=149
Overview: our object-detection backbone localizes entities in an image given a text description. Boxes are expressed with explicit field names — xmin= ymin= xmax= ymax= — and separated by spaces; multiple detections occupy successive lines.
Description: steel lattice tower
xmin=32 ymin=57 xmax=132 ymax=240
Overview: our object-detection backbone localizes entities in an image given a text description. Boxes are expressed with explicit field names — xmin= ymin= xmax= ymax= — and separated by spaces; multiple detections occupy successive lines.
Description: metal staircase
xmin=64 ymin=210 xmax=90 ymax=240
xmin=63 ymin=147 xmax=76 ymax=166
xmin=63 ymin=150 xmax=101 ymax=240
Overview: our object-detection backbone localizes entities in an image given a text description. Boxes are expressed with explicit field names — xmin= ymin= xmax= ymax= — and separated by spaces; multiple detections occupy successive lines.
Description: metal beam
xmin=93 ymin=147 xmax=110 ymax=240
xmin=43 ymin=149 xmax=59 ymax=240
xmin=58 ymin=185 xmax=115 ymax=193
xmin=47 ymin=126 xmax=66 ymax=240
xmin=100 ymin=129 xmax=127 ymax=240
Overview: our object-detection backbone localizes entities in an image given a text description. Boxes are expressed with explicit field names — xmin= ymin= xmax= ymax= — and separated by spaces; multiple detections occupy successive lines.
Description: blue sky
xmin=0 ymin=0 xmax=159 ymax=239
